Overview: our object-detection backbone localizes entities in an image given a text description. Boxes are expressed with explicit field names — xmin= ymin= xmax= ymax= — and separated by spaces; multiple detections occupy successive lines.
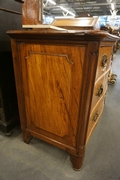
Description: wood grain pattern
xmin=51 ymin=17 xmax=99 ymax=30
xmin=22 ymin=0 xmax=42 ymax=25
xmin=91 ymin=72 xmax=108 ymax=112
xmin=19 ymin=44 xmax=85 ymax=147
xmin=87 ymin=96 xmax=105 ymax=142
xmin=7 ymin=29 xmax=119 ymax=170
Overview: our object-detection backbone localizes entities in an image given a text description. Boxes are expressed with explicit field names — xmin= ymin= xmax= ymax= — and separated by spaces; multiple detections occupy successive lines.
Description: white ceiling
xmin=43 ymin=0 xmax=120 ymax=17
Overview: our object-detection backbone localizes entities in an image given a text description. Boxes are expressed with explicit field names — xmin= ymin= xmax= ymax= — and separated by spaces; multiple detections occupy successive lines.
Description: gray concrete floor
xmin=0 ymin=51 xmax=120 ymax=180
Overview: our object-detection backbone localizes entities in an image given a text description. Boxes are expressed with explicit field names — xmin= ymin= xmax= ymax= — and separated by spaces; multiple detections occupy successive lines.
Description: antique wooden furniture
xmin=7 ymin=29 xmax=118 ymax=170
xmin=51 ymin=16 xmax=100 ymax=30
xmin=0 ymin=1 xmax=21 ymax=134
xmin=0 ymin=52 xmax=19 ymax=135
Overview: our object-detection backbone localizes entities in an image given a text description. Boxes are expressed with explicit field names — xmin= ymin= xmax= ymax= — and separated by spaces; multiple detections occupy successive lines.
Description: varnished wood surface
xmin=7 ymin=29 xmax=119 ymax=170
xmin=96 ymin=45 xmax=113 ymax=81
xmin=51 ymin=17 xmax=99 ymax=30
xmin=91 ymin=72 xmax=108 ymax=112
xmin=87 ymin=96 xmax=105 ymax=143
xmin=7 ymin=29 xmax=119 ymax=44
xmin=20 ymin=44 xmax=86 ymax=147
xmin=22 ymin=0 xmax=42 ymax=25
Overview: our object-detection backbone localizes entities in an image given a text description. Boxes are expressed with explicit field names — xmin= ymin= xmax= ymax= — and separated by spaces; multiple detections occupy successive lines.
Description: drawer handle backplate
xmin=92 ymin=111 xmax=99 ymax=122
xmin=101 ymin=54 xmax=108 ymax=67
xmin=97 ymin=85 xmax=103 ymax=97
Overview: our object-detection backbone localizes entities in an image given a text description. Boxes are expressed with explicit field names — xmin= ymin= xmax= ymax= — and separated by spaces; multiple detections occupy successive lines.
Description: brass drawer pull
xmin=92 ymin=111 xmax=99 ymax=122
xmin=101 ymin=54 xmax=108 ymax=67
xmin=97 ymin=85 xmax=103 ymax=97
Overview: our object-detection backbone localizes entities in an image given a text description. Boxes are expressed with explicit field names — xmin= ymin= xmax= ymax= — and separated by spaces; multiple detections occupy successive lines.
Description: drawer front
xmin=96 ymin=46 xmax=113 ymax=80
xmin=87 ymin=97 xmax=105 ymax=143
xmin=91 ymin=72 xmax=108 ymax=111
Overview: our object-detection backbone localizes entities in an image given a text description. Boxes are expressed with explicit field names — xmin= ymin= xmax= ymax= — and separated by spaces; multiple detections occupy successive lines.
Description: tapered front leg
xmin=22 ymin=130 xmax=33 ymax=144
xmin=69 ymin=153 xmax=84 ymax=171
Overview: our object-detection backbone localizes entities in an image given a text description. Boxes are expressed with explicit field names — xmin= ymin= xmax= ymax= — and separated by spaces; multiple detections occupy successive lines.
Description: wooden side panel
xmin=22 ymin=0 xmax=42 ymax=25
xmin=19 ymin=43 xmax=86 ymax=147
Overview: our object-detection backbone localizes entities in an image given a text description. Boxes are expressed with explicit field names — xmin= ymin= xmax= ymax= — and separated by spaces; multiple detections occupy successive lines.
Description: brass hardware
xmin=97 ymin=85 xmax=103 ymax=97
xmin=108 ymin=73 xmax=117 ymax=85
xmin=92 ymin=111 xmax=99 ymax=122
xmin=101 ymin=54 xmax=108 ymax=67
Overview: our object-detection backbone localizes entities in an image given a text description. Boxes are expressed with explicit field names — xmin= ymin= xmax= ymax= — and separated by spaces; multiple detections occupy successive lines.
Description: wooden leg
xmin=5 ymin=131 xmax=13 ymax=136
xmin=69 ymin=154 xmax=84 ymax=171
xmin=22 ymin=130 xmax=33 ymax=144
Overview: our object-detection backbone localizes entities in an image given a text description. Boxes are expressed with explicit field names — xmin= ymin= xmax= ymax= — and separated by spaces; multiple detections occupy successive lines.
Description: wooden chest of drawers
xmin=7 ymin=29 xmax=118 ymax=170
xmin=87 ymin=43 xmax=114 ymax=141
